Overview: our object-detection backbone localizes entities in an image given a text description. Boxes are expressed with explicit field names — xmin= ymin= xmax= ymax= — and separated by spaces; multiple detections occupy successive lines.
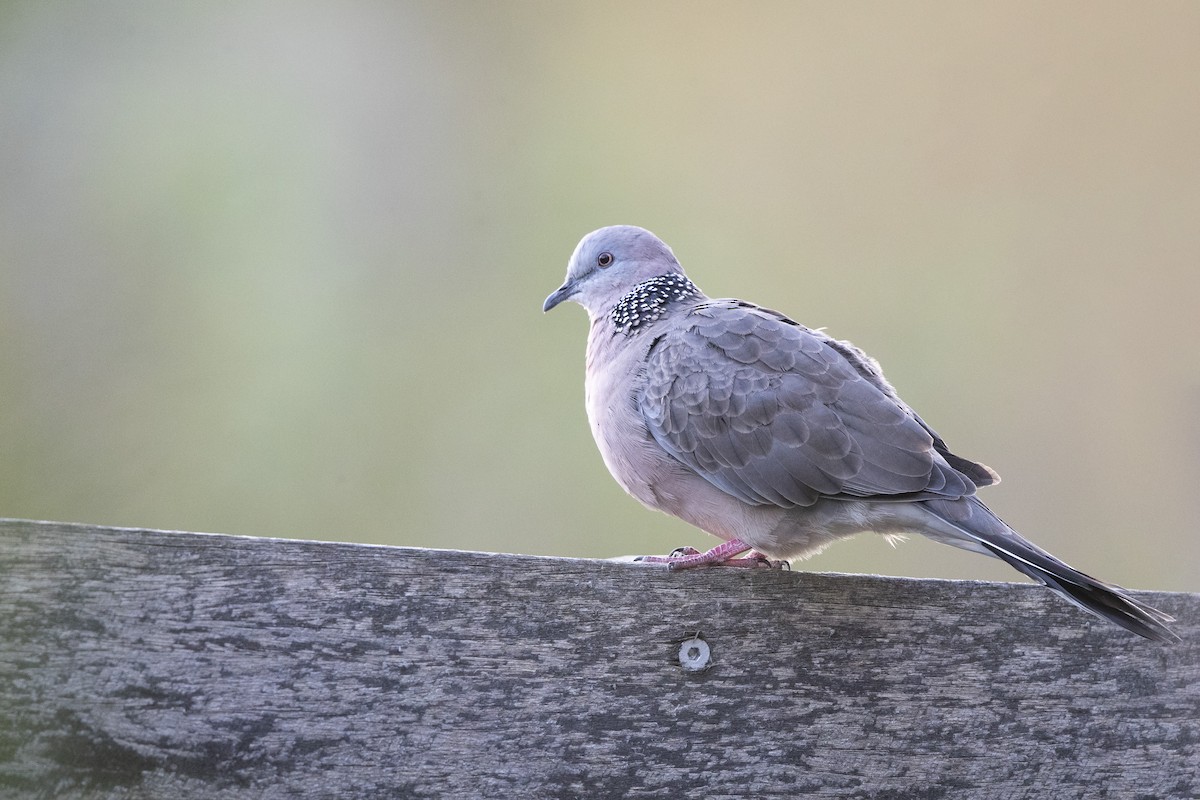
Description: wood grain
xmin=0 ymin=519 xmax=1196 ymax=799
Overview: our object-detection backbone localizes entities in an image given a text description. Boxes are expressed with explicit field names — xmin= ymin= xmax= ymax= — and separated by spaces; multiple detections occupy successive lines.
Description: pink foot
xmin=636 ymin=540 xmax=788 ymax=570
xmin=722 ymin=552 xmax=790 ymax=570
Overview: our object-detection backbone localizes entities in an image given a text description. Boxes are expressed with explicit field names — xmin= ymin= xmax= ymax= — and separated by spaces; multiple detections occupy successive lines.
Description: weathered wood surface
xmin=0 ymin=519 xmax=1196 ymax=799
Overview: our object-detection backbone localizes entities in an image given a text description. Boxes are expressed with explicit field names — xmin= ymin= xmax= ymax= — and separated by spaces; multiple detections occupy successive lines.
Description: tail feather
xmin=974 ymin=538 xmax=1178 ymax=643
xmin=923 ymin=497 xmax=1179 ymax=643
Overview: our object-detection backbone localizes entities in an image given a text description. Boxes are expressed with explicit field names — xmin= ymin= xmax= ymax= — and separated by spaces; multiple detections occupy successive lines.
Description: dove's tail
xmin=920 ymin=496 xmax=1179 ymax=643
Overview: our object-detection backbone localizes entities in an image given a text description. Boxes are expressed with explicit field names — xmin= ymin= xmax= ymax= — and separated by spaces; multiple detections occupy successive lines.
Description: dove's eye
xmin=597 ymin=252 xmax=614 ymax=268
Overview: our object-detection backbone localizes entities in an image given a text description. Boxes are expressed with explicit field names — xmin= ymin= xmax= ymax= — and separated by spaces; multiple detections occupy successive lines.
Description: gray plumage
xmin=544 ymin=225 xmax=1177 ymax=642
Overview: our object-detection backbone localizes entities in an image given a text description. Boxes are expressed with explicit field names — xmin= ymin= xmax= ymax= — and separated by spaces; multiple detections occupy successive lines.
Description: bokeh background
xmin=2 ymin=2 xmax=1197 ymax=591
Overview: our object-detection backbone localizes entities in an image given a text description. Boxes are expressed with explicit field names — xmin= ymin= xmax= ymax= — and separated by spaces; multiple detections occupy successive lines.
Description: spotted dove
xmin=543 ymin=225 xmax=1176 ymax=642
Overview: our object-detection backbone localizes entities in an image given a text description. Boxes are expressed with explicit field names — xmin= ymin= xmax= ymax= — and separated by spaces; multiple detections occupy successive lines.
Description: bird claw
xmin=703 ymin=553 xmax=789 ymax=570
xmin=743 ymin=550 xmax=790 ymax=570
xmin=634 ymin=541 xmax=789 ymax=570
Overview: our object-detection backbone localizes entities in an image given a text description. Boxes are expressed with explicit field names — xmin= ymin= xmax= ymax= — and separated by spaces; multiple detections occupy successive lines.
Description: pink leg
xmin=637 ymin=539 xmax=786 ymax=570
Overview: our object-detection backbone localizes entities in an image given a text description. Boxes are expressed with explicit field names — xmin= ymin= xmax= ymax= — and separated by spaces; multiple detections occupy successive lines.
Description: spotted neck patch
xmin=609 ymin=274 xmax=700 ymax=334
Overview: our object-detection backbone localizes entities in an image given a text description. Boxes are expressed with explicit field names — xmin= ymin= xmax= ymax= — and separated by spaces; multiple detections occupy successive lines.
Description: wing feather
xmin=640 ymin=300 xmax=996 ymax=507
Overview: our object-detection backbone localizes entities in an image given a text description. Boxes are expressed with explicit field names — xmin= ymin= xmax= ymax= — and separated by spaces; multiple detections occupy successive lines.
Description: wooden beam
xmin=1 ymin=519 xmax=1196 ymax=798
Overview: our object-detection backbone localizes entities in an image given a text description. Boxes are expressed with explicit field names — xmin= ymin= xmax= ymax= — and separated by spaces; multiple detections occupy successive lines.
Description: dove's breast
xmin=583 ymin=327 xmax=662 ymax=506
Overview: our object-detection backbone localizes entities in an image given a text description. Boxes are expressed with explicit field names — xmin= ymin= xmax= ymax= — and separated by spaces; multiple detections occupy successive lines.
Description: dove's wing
xmin=639 ymin=300 xmax=997 ymax=508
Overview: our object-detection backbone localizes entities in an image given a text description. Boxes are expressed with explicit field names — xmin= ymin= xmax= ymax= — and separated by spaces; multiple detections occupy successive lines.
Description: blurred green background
xmin=1 ymin=2 xmax=1196 ymax=591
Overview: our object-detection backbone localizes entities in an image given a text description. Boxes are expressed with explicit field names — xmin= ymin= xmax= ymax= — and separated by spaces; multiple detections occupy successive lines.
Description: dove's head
xmin=543 ymin=226 xmax=685 ymax=318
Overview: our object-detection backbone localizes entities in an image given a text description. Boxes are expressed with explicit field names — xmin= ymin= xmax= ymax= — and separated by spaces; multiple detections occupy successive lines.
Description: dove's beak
xmin=542 ymin=282 xmax=575 ymax=312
